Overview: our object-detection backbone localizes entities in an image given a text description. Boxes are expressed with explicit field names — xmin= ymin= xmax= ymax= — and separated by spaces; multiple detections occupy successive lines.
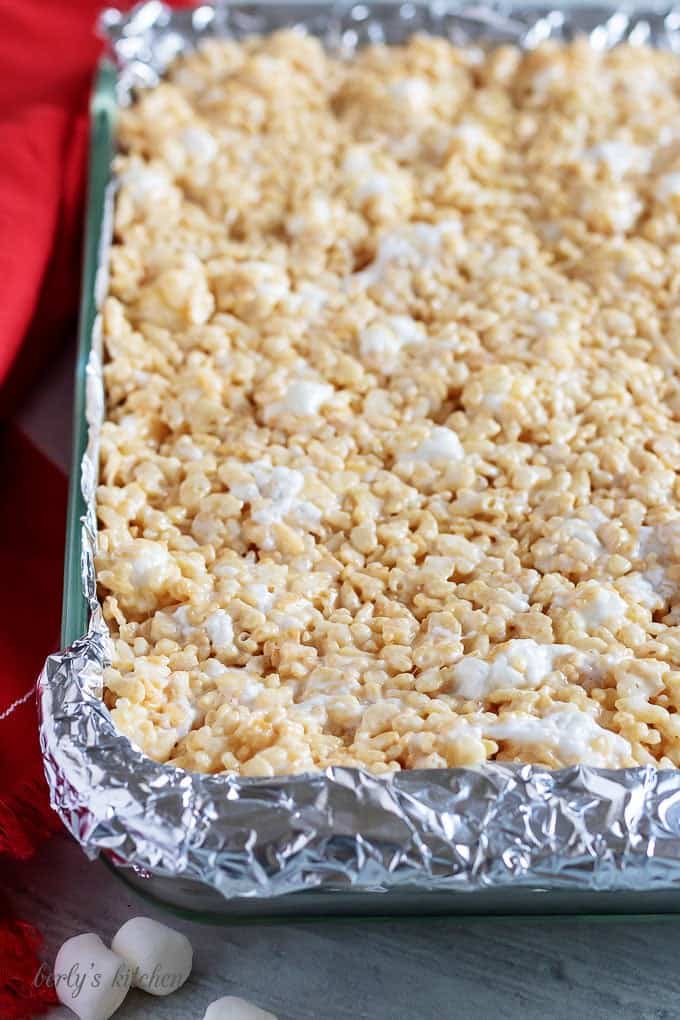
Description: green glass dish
xmin=58 ymin=30 xmax=680 ymax=921
xmin=62 ymin=60 xmax=117 ymax=650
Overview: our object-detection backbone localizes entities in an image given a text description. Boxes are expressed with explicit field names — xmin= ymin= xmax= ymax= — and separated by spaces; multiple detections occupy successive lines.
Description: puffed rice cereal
xmin=97 ymin=32 xmax=680 ymax=777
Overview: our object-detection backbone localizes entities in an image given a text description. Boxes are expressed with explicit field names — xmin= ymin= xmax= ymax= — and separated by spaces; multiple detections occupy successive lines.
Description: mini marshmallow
xmin=111 ymin=916 xmax=192 ymax=996
xmin=203 ymin=996 xmax=278 ymax=1020
xmin=54 ymin=933 xmax=131 ymax=1020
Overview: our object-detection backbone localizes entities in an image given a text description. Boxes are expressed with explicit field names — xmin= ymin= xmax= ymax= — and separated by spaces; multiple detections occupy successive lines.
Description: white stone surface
xmin=5 ymin=834 xmax=679 ymax=1020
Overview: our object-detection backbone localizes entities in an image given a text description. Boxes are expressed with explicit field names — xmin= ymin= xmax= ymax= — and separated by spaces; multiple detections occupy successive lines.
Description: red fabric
xmin=0 ymin=429 xmax=67 ymax=1018
xmin=0 ymin=2 xmax=186 ymax=1015
xmin=0 ymin=426 xmax=68 ymax=832
xmin=0 ymin=1 xmax=104 ymax=1009
xmin=0 ymin=113 xmax=89 ymax=418
xmin=0 ymin=1 xmax=105 ymax=414
xmin=0 ymin=911 xmax=58 ymax=1019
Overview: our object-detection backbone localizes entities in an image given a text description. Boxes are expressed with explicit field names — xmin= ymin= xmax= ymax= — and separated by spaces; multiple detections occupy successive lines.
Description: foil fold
xmin=38 ymin=0 xmax=680 ymax=903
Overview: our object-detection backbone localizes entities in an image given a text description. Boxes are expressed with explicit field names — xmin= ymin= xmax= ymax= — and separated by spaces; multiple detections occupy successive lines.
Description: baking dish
xmin=39 ymin=0 xmax=680 ymax=919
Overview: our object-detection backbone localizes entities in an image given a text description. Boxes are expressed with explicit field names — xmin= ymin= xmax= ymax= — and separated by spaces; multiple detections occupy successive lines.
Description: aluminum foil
xmin=38 ymin=0 xmax=680 ymax=904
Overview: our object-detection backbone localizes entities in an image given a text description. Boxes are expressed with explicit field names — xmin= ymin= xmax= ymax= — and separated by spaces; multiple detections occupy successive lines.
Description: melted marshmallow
xmin=250 ymin=583 xmax=277 ymax=613
xmin=452 ymin=640 xmax=579 ymax=699
xmin=558 ymin=581 xmax=628 ymax=631
xmin=655 ymin=173 xmax=680 ymax=200
xmin=390 ymin=77 xmax=431 ymax=110
xmin=485 ymin=704 xmax=633 ymax=767
xmin=451 ymin=121 xmax=500 ymax=157
xmin=164 ymin=604 xmax=196 ymax=642
xmin=586 ymin=141 xmax=651 ymax=178
xmin=289 ymin=281 xmax=328 ymax=316
xmin=561 ymin=508 xmax=608 ymax=554
xmin=231 ymin=463 xmax=304 ymax=526
xmin=354 ymin=221 xmax=458 ymax=287
xmin=181 ymin=126 xmax=218 ymax=162
xmin=266 ymin=379 xmax=333 ymax=418
xmin=359 ymin=315 xmax=426 ymax=368
xmin=630 ymin=521 xmax=679 ymax=605
xmin=399 ymin=426 xmax=464 ymax=464
xmin=342 ymin=146 xmax=397 ymax=203
xmin=229 ymin=462 xmax=321 ymax=545
xmin=205 ymin=610 xmax=234 ymax=650
xmin=128 ymin=540 xmax=173 ymax=589
xmin=618 ymin=572 xmax=666 ymax=611
xmin=120 ymin=164 xmax=172 ymax=204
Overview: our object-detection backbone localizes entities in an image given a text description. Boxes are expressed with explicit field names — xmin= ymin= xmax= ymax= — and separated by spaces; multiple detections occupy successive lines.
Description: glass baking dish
xmin=48 ymin=0 xmax=680 ymax=920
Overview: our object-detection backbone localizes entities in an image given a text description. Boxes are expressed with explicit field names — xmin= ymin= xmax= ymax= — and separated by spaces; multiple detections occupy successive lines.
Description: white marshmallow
xmin=203 ymin=997 xmax=277 ymax=1020
xmin=54 ymin=933 xmax=131 ymax=1020
xmin=111 ymin=917 xmax=192 ymax=996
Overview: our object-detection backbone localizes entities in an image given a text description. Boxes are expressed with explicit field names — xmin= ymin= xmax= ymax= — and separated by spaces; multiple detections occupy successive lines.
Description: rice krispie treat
xmin=97 ymin=32 xmax=680 ymax=776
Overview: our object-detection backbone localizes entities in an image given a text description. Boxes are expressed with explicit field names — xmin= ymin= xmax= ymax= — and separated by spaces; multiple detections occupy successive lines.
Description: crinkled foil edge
xmin=38 ymin=1 xmax=680 ymax=901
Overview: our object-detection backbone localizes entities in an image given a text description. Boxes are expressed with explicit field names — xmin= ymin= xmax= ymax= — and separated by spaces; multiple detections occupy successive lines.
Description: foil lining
xmin=38 ymin=0 xmax=680 ymax=903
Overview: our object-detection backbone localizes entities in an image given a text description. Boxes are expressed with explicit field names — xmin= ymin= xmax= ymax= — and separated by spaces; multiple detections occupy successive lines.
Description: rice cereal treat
xmin=97 ymin=32 xmax=680 ymax=777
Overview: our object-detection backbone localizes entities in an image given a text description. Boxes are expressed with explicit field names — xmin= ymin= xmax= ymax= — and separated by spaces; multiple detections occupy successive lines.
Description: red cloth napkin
xmin=0 ymin=1 xmax=101 ymax=1010
xmin=0 ymin=2 xmax=195 ymax=1015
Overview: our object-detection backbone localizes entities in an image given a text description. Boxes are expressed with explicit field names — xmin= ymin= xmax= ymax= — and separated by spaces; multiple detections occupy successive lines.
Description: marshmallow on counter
xmin=54 ymin=933 xmax=131 ymax=1020
xmin=203 ymin=996 xmax=278 ymax=1019
xmin=111 ymin=916 xmax=193 ymax=996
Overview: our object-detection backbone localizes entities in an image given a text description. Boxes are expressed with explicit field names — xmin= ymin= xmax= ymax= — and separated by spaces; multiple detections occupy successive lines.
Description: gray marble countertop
xmin=8 ymin=831 xmax=680 ymax=1020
